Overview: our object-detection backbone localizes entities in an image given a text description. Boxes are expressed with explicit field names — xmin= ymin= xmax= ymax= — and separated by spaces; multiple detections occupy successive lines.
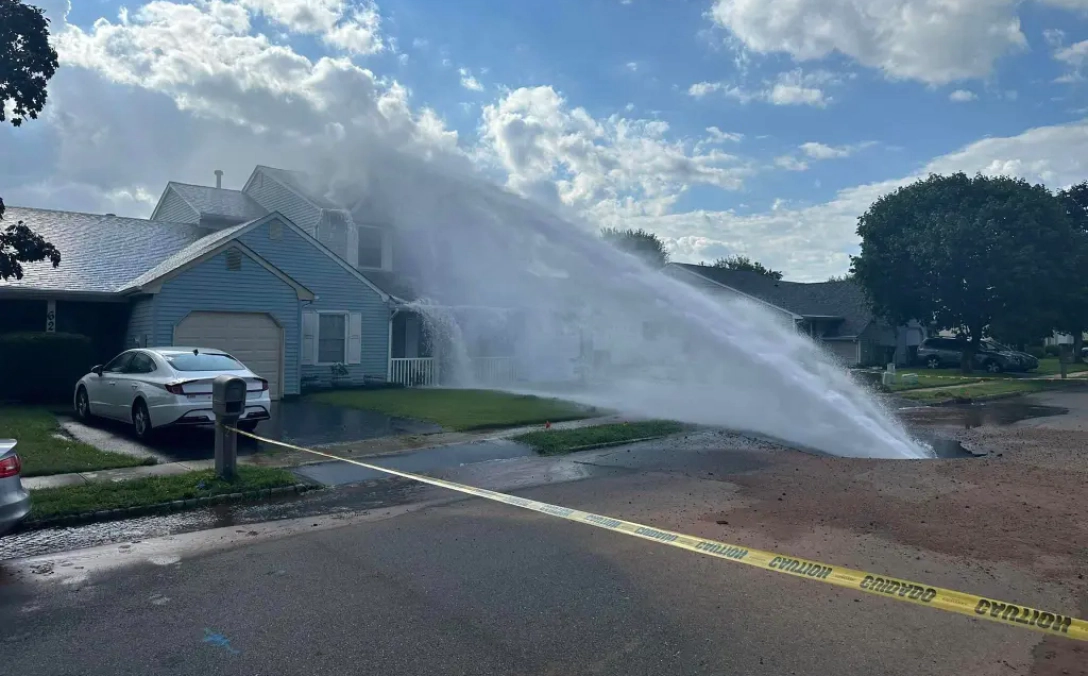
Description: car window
xmin=103 ymin=352 xmax=135 ymax=373
xmin=163 ymin=352 xmax=245 ymax=372
xmin=127 ymin=352 xmax=157 ymax=374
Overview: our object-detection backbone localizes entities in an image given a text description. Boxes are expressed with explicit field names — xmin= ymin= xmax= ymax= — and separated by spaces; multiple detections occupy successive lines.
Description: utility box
xmin=212 ymin=375 xmax=247 ymax=421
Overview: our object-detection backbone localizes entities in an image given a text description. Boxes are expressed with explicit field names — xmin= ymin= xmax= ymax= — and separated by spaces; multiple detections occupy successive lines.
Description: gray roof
xmin=362 ymin=270 xmax=418 ymax=302
xmin=0 ymin=207 xmax=210 ymax=293
xmin=168 ymin=182 xmax=268 ymax=222
xmin=120 ymin=220 xmax=256 ymax=291
xmin=672 ymin=263 xmax=874 ymax=338
xmin=255 ymin=165 xmax=341 ymax=209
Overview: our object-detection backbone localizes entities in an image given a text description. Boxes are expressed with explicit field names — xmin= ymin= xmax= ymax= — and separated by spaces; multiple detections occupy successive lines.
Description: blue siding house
xmin=0 ymin=164 xmax=454 ymax=400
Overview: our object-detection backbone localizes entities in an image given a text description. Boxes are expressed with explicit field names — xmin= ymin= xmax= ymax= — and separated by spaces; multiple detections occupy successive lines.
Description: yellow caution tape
xmin=230 ymin=426 xmax=1087 ymax=642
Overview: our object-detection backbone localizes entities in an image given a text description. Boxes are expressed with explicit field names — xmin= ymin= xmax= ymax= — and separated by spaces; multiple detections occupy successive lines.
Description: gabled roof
xmin=0 ymin=207 xmax=209 ymax=294
xmin=163 ymin=182 xmax=268 ymax=222
xmin=120 ymin=220 xmax=257 ymax=292
xmin=247 ymin=165 xmax=342 ymax=210
xmin=669 ymin=263 xmax=875 ymax=338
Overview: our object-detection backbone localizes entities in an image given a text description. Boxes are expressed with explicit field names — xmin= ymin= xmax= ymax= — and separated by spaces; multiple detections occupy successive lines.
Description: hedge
xmin=0 ymin=332 xmax=96 ymax=404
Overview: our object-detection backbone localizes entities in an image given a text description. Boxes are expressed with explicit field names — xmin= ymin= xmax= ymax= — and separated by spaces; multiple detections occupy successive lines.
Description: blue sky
xmin=5 ymin=0 xmax=1088 ymax=280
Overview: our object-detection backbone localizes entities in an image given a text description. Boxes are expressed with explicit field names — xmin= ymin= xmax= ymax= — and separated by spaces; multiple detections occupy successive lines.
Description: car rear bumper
xmin=0 ymin=482 xmax=31 ymax=536
xmin=150 ymin=403 xmax=272 ymax=428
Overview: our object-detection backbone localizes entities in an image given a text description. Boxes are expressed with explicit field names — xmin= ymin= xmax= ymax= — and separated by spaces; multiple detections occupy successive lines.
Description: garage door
xmin=174 ymin=312 xmax=284 ymax=400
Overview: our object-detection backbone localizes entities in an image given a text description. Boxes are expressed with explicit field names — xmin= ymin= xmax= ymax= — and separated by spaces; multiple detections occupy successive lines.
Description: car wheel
xmin=237 ymin=421 xmax=258 ymax=434
xmin=132 ymin=401 xmax=154 ymax=441
xmin=984 ymin=360 xmax=1003 ymax=374
xmin=75 ymin=387 xmax=93 ymax=421
xmin=926 ymin=357 xmax=941 ymax=370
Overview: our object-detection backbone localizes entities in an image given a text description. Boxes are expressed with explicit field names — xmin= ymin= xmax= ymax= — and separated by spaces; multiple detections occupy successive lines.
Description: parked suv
xmin=915 ymin=337 xmax=1037 ymax=373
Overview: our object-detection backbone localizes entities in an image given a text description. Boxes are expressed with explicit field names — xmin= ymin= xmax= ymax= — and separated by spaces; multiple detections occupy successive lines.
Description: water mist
xmin=307 ymin=142 xmax=930 ymax=460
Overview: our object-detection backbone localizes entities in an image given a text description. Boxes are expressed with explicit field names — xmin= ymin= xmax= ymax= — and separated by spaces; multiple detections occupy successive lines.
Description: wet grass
xmin=513 ymin=420 xmax=685 ymax=455
xmin=28 ymin=466 xmax=299 ymax=521
xmin=1035 ymin=358 xmax=1088 ymax=376
xmin=0 ymin=406 xmax=153 ymax=477
xmin=897 ymin=380 xmax=1068 ymax=404
xmin=307 ymin=388 xmax=598 ymax=431
xmin=886 ymin=374 xmax=983 ymax=391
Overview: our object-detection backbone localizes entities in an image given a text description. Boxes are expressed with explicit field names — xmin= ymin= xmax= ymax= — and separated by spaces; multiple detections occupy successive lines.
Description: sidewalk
xmin=22 ymin=415 xmax=626 ymax=490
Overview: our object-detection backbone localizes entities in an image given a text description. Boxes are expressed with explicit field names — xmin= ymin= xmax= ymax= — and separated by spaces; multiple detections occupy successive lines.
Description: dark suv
xmin=915 ymin=337 xmax=1038 ymax=373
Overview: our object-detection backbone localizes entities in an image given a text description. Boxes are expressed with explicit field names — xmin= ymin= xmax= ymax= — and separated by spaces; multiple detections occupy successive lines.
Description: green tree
xmin=851 ymin=172 xmax=1073 ymax=372
xmin=1055 ymin=181 xmax=1088 ymax=361
xmin=826 ymin=273 xmax=854 ymax=282
xmin=709 ymin=255 xmax=783 ymax=280
xmin=1 ymin=0 xmax=61 ymax=281
xmin=600 ymin=227 xmax=669 ymax=268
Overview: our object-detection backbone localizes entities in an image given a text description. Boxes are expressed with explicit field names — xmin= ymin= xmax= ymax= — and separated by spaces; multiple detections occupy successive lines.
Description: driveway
xmin=63 ymin=398 xmax=442 ymax=464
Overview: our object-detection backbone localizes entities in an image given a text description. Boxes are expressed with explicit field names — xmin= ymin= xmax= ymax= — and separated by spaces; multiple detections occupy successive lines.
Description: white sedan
xmin=73 ymin=347 xmax=272 ymax=440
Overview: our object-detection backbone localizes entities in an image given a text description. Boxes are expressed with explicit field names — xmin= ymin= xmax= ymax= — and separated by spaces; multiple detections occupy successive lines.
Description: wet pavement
xmin=67 ymin=398 xmax=442 ymax=463
xmin=897 ymin=400 xmax=1069 ymax=429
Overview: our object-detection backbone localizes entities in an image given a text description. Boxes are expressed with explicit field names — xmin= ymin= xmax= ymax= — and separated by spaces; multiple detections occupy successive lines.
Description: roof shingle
xmin=168 ymin=183 xmax=268 ymax=222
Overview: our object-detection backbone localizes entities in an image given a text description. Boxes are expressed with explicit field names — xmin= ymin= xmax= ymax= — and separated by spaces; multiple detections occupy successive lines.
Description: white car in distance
xmin=74 ymin=347 xmax=272 ymax=441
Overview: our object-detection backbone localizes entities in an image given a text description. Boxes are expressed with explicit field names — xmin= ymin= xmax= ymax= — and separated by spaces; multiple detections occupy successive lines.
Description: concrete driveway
xmin=63 ymin=398 xmax=442 ymax=463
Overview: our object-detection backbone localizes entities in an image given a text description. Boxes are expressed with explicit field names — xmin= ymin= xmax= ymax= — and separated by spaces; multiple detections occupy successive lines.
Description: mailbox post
xmin=212 ymin=375 xmax=247 ymax=480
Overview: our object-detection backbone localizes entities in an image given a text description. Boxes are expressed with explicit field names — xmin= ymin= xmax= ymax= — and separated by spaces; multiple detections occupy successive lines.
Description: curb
xmin=17 ymin=482 xmax=319 ymax=533
xmin=533 ymin=433 xmax=679 ymax=456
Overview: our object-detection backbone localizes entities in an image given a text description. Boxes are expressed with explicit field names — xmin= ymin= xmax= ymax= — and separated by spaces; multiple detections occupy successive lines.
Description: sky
xmin=3 ymin=0 xmax=1088 ymax=281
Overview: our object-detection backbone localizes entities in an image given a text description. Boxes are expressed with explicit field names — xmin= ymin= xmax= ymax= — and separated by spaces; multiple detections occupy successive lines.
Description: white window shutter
xmin=347 ymin=312 xmax=363 ymax=365
xmin=302 ymin=311 xmax=318 ymax=365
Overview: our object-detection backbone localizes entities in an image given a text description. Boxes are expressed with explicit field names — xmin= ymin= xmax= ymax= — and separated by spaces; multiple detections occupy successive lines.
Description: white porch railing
xmin=389 ymin=358 xmax=439 ymax=387
xmin=472 ymin=356 xmax=517 ymax=386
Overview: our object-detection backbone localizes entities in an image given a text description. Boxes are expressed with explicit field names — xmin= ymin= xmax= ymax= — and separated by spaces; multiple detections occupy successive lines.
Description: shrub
xmin=0 ymin=332 xmax=95 ymax=404
xmin=1026 ymin=346 xmax=1046 ymax=359
xmin=1044 ymin=345 xmax=1062 ymax=358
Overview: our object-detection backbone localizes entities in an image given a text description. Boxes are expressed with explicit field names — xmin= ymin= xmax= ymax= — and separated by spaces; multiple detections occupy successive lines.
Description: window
xmin=103 ymin=352 xmax=135 ymax=373
xmin=357 ymin=226 xmax=383 ymax=269
xmin=127 ymin=352 xmax=157 ymax=374
xmin=318 ymin=313 xmax=347 ymax=363
xmin=225 ymin=249 xmax=242 ymax=271
xmin=164 ymin=352 xmax=244 ymax=372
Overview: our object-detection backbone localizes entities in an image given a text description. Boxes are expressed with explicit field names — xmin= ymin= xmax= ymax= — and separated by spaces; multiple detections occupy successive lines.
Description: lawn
xmin=28 ymin=466 xmax=299 ymax=521
xmin=886 ymin=374 xmax=984 ymax=391
xmin=1034 ymin=358 xmax=1088 ymax=376
xmin=307 ymin=388 xmax=598 ymax=431
xmin=896 ymin=380 xmax=1068 ymax=404
xmin=513 ymin=420 xmax=685 ymax=455
xmin=0 ymin=406 xmax=153 ymax=477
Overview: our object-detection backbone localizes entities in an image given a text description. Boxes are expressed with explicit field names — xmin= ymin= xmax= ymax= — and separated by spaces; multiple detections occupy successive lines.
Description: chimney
xmin=214 ymin=169 xmax=223 ymax=189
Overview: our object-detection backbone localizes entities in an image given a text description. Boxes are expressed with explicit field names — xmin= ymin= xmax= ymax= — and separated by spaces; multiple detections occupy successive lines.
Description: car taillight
xmin=0 ymin=455 xmax=21 ymax=479
xmin=259 ymin=379 xmax=268 ymax=391
xmin=165 ymin=383 xmax=185 ymax=395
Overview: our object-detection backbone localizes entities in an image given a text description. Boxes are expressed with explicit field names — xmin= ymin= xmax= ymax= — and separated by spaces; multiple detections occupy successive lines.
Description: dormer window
xmin=358 ymin=226 xmax=384 ymax=269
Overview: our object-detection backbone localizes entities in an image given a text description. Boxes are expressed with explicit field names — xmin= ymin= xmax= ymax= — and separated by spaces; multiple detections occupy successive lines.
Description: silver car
xmin=0 ymin=440 xmax=31 ymax=535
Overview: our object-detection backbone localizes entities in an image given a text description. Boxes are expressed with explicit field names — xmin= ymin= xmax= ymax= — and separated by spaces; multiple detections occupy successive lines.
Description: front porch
xmin=387 ymin=308 xmax=519 ymax=388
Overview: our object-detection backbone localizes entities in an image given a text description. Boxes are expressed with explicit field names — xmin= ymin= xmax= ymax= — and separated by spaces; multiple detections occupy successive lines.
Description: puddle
xmin=922 ymin=438 xmax=986 ymax=459
xmin=898 ymin=402 xmax=1068 ymax=429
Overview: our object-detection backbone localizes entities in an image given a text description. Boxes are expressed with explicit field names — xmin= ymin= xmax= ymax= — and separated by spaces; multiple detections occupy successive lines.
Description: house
xmin=0 ymin=165 xmax=479 ymax=399
xmin=664 ymin=263 xmax=923 ymax=367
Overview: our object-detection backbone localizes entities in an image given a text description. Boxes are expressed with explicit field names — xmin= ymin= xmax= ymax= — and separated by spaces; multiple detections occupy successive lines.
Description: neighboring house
xmin=1 ymin=164 xmax=522 ymax=398
xmin=664 ymin=263 xmax=923 ymax=367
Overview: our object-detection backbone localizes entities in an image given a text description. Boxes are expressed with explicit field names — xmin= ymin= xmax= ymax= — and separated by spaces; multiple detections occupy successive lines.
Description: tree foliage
xmin=1 ymin=0 xmax=61 ymax=281
xmin=708 ymin=255 xmax=783 ymax=280
xmin=1 ymin=0 xmax=58 ymax=127
xmin=600 ymin=227 xmax=670 ymax=268
xmin=1054 ymin=181 xmax=1088 ymax=360
xmin=851 ymin=172 xmax=1075 ymax=369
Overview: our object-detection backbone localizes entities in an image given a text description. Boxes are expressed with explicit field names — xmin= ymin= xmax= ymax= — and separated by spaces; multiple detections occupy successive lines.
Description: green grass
xmin=887 ymin=374 xmax=984 ymax=391
xmin=0 ymin=406 xmax=154 ymax=477
xmin=1034 ymin=358 xmax=1088 ymax=376
xmin=307 ymin=388 xmax=598 ymax=431
xmin=897 ymin=380 xmax=1068 ymax=404
xmin=28 ymin=466 xmax=299 ymax=521
xmin=513 ymin=420 xmax=685 ymax=455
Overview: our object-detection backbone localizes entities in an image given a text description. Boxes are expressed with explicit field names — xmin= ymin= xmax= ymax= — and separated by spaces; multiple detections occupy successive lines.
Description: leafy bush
xmin=1027 ymin=346 xmax=1046 ymax=359
xmin=1044 ymin=345 xmax=1062 ymax=357
xmin=0 ymin=332 xmax=95 ymax=404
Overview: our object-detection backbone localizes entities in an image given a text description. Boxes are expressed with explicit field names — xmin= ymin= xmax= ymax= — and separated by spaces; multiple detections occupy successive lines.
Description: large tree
xmin=708 ymin=255 xmax=783 ymax=280
xmin=851 ymin=172 xmax=1074 ymax=371
xmin=600 ymin=227 xmax=670 ymax=268
xmin=1055 ymin=181 xmax=1088 ymax=361
xmin=1 ymin=0 xmax=61 ymax=281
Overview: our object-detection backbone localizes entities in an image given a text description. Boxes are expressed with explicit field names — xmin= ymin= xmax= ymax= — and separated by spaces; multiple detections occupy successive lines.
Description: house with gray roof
xmin=665 ymin=263 xmax=924 ymax=367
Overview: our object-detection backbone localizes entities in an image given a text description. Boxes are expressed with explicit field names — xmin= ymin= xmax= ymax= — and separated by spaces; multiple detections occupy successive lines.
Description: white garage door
xmin=174 ymin=312 xmax=284 ymax=400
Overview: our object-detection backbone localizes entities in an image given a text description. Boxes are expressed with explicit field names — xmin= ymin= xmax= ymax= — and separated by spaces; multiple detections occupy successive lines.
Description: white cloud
xmin=708 ymin=0 xmax=1029 ymax=85
xmin=799 ymin=142 xmax=851 ymax=159
xmin=706 ymin=126 xmax=744 ymax=143
xmin=625 ymin=61 xmax=639 ymax=72
xmin=774 ymin=155 xmax=809 ymax=171
xmin=241 ymin=0 xmax=384 ymax=55
xmin=478 ymin=86 xmax=752 ymax=219
xmin=689 ymin=69 xmax=837 ymax=107
xmin=949 ymin=89 xmax=978 ymax=102
xmin=458 ymin=68 xmax=484 ymax=92
xmin=1052 ymin=38 xmax=1088 ymax=82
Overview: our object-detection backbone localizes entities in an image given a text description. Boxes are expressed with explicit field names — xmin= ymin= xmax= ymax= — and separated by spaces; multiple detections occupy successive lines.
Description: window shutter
xmin=302 ymin=311 xmax=318 ymax=365
xmin=347 ymin=312 xmax=363 ymax=365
